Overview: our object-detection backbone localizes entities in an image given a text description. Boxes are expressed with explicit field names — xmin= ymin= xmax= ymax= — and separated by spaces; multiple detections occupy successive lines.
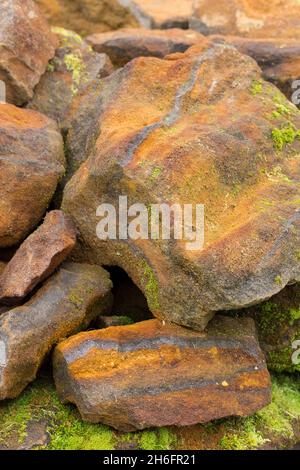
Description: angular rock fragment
xmin=211 ymin=35 xmax=300 ymax=101
xmin=29 ymin=28 xmax=113 ymax=129
xmin=35 ymin=0 xmax=139 ymax=36
xmin=0 ymin=262 xmax=112 ymax=400
xmin=86 ymin=28 xmax=203 ymax=67
xmin=53 ymin=317 xmax=271 ymax=431
xmin=0 ymin=104 xmax=65 ymax=247
xmin=62 ymin=42 xmax=300 ymax=331
xmin=190 ymin=0 xmax=300 ymax=39
xmin=0 ymin=0 xmax=58 ymax=105
xmin=0 ymin=211 xmax=77 ymax=305
xmin=239 ymin=283 xmax=300 ymax=373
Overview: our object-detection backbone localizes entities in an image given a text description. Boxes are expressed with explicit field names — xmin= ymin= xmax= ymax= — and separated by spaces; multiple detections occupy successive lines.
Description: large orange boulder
xmin=0 ymin=262 xmax=112 ymax=400
xmin=0 ymin=0 xmax=58 ymax=105
xmin=0 ymin=211 xmax=77 ymax=305
xmin=0 ymin=104 xmax=65 ymax=248
xmin=190 ymin=0 xmax=300 ymax=39
xmin=62 ymin=41 xmax=300 ymax=331
xmin=53 ymin=317 xmax=271 ymax=431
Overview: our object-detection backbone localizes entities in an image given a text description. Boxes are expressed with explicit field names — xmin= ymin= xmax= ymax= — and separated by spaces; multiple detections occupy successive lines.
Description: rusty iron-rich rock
xmin=53 ymin=317 xmax=271 ymax=431
xmin=29 ymin=27 xmax=113 ymax=130
xmin=62 ymin=41 xmax=300 ymax=331
xmin=211 ymin=35 xmax=300 ymax=101
xmin=35 ymin=0 xmax=139 ymax=36
xmin=86 ymin=28 xmax=203 ymax=67
xmin=0 ymin=0 xmax=58 ymax=105
xmin=0 ymin=262 xmax=112 ymax=400
xmin=120 ymin=0 xmax=194 ymax=29
xmin=0 ymin=104 xmax=65 ymax=248
xmin=0 ymin=211 xmax=77 ymax=306
xmin=190 ymin=0 xmax=300 ymax=39
xmin=238 ymin=283 xmax=300 ymax=374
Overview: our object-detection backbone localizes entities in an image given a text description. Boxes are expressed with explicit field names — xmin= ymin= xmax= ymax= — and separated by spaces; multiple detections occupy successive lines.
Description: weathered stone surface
xmin=0 ymin=104 xmax=65 ymax=248
xmin=211 ymin=35 xmax=300 ymax=101
xmin=53 ymin=317 xmax=271 ymax=431
xmin=62 ymin=42 xmax=300 ymax=331
xmin=238 ymin=284 xmax=300 ymax=373
xmin=121 ymin=0 xmax=194 ymax=29
xmin=0 ymin=211 xmax=77 ymax=306
xmin=0 ymin=0 xmax=58 ymax=105
xmin=0 ymin=263 xmax=6 ymax=276
xmin=190 ymin=0 xmax=300 ymax=39
xmin=86 ymin=28 xmax=203 ymax=67
xmin=29 ymin=28 xmax=113 ymax=129
xmin=0 ymin=262 xmax=112 ymax=400
xmin=35 ymin=0 xmax=139 ymax=36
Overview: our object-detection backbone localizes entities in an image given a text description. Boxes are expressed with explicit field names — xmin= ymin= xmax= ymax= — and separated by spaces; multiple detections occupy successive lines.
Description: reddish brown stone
xmin=53 ymin=317 xmax=271 ymax=431
xmin=191 ymin=0 xmax=300 ymax=39
xmin=0 ymin=0 xmax=58 ymax=105
xmin=29 ymin=28 xmax=113 ymax=129
xmin=62 ymin=42 xmax=300 ymax=331
xmin=211 ymin=35 xmax=300 ymax=101
xmin=0 ymin=104 xmax=65 ymax=248
xmin=86 ymin=28 xmax=204 ymax=67
xmin=0 ymin=262 xmax=112 ymax=400
xmin=0 ymin=211 xmax=77 ymax=306
xmin=35 ymin=0 xmax=139 ymax=36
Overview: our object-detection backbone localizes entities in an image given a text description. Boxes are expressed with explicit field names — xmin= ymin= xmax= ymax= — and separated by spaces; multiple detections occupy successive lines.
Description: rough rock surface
xmin=190 ymin=0 xmax=300 ymax=39
xmin=63 ymin=42 xmax=300 ymax=331
xmin=0 ymin=104 xmax=65 ymax=248
xmin=0 ymin=262 xmax=113 ymax=400
xmin=35 ymin=0 xmax=139 ymax=36
xmin=211 ymin=35 xmax=300 ymax=101
xmin=29 ymin=27 xmax=113 ymax=129
xmin=53 ymin=317 xmax=271 ymax=431
xmin=0 ymin=211 xmax=77 ymax=306
xmin=120 ymin=0 xmax=194 ymax=29
xmin=86 ymin=28 xmax=203 ymax=67
xmin=0 ymin=0 xmax=58 ymax=105
xmin=239 ymin=283 xmax=300 ymax=373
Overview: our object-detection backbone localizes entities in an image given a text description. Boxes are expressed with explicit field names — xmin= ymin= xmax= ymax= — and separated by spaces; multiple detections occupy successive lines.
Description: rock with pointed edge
xmin=0 ymin=211 xmax=77 ymax=306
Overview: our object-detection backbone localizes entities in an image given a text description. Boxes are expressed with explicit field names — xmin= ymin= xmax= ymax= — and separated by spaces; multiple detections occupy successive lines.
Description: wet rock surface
xmin=29 ymin=27 xmax=113 ymax=129
xmin=0 ymin=211 xmax=77 ymax=306
xmin=86 ymin=28 xmax=203 ymax=67
xmin=0 ymin=262 xmax=112 ymax=400
xmin=190 ymin=0 xmax=300 ymax=39
xmin=0 ymin=104 xmax=65 ymax=248
xmin=63 ymin=41 xmax=300 ymax=331
xmin=0 ymin=0 xmax=58 ymax=105
xmin=53 ymin=317 xmax=271 ymax=431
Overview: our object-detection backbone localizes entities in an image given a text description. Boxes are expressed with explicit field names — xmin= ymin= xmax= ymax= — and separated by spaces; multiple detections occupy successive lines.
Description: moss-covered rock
xmin=0 ymin=374 xmax=299 ymax=450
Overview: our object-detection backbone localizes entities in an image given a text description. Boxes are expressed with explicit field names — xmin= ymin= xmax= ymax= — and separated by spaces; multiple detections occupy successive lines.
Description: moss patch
xmin=271 ymin=123 xmax=300 ymax=151
xmin=141 ymin=261 xmax=160 ymax=311
xmin=251 ymin=79 xmax=263 ymax=96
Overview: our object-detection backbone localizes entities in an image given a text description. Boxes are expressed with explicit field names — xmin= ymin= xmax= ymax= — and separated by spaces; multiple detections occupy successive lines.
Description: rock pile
xmin=0 ymin=0 xmax=299 ymax=437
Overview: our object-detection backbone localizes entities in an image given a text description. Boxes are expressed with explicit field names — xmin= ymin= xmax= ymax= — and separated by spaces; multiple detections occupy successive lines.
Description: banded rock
xmin=53 ymin=317 xmax=271 ymax=431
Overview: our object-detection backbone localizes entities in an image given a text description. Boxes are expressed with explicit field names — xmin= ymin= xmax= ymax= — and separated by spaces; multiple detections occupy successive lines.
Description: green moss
xmin=139 ymin=428 xmax=177 ymax=450
xmin=274 ymin=275 xmax=283 ymax=286
xmin=64 ymin=52 xmax=85 ymax=95
xmin=51 ymin=27 xmax=83 ymax=45
xmin=142 ymin=262 xmax=160 ymax=311
xmin=271 ymin=123 xmax=300 ymax=151
xmin=68 ymin=294 xmax=84 ymax=307
xmin=151 ymin=167 xmax=162 ymax=180
xmin=251 ymin=79 xmax=263 ymax=96
xmin=219 ymin=375 xmax=300 ymax=450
